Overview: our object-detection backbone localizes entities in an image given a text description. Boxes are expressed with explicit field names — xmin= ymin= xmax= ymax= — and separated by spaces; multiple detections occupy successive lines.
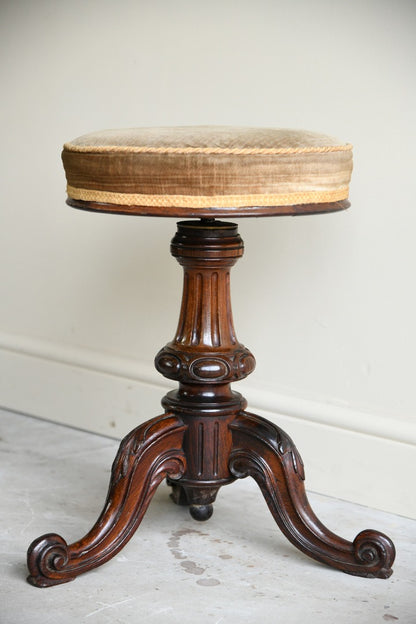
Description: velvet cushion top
xmin=62 ymin=126 xmax=353 ymax=217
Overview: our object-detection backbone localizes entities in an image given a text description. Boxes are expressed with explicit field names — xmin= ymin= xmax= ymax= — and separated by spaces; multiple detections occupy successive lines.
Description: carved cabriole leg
xmin=229 ymin=411 xmax=395 ymax=579
xmin=27 ymin=414 xmax=186 ymax=587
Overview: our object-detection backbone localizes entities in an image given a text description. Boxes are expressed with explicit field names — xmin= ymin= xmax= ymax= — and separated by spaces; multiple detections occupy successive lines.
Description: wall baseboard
xmin=1 ymin=332 xmax=414 ymax=518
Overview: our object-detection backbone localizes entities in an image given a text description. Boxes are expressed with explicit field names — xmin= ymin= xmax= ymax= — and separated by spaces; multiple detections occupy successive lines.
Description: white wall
xmin=1 ymin=0 xmax=415 ymax=517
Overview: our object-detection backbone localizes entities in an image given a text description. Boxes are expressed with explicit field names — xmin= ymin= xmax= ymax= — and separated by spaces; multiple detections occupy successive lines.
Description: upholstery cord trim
xmin=66 ymin=185 xmax=349 ymax=208
xmin=63 ymin=143 xmax=353 ymax=156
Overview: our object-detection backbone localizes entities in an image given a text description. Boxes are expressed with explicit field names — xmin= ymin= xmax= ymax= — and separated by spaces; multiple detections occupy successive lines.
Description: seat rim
xmin=66 ymin=197 xmax=350 ymax=218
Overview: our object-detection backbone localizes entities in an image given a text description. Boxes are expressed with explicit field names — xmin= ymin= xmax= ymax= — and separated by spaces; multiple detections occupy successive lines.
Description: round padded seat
xmin=62 ymin=126 xmax=353 ymax=218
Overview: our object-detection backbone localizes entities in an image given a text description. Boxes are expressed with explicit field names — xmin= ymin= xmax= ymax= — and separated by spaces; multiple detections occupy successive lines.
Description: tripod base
xmin=27 ymin=407 xmax=395 ymax=587
xmin=27 ymin=219 xmax=395 ymax=586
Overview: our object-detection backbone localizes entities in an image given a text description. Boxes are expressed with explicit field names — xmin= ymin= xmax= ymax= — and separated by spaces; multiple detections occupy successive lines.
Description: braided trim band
xmin=67 ymin=185 xmax=349 ymax=208
xmin=63 ymin=143 xmax=352 ymax=156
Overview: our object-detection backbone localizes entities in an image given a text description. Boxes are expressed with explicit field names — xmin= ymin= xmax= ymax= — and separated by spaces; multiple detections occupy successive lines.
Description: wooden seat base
xmin=27 ymin=219 xmax=395 ymax=587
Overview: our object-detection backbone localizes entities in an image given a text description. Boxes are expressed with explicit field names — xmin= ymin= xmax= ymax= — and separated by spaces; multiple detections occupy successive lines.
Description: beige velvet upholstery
xmin=62 ymin=126 xmax=352 ymax=217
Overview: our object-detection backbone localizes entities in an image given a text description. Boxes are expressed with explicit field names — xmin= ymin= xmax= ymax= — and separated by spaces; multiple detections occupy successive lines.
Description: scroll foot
xmin=230 ymin=411 xmax=395 ymax=579
xmin=27 ymin=413 xmax=186 ymax=587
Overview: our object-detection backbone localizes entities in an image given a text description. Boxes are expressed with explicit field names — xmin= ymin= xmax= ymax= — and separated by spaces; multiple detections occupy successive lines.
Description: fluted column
xmin=155 ymin=220 xmax=255 ymax=403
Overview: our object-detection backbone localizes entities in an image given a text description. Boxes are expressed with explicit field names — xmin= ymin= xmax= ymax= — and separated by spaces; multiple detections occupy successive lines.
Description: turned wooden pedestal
xmin=27 ymin=218 xmax=395 ymax=587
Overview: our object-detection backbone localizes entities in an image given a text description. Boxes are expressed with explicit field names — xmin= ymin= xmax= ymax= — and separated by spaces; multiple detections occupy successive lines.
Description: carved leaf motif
xmin=290 ymin=449 xmax=305 ymax=481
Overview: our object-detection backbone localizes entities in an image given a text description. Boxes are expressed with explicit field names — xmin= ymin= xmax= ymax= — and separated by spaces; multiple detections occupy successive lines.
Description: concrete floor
xmin=1 ymin=408 xmax=415 ymax=624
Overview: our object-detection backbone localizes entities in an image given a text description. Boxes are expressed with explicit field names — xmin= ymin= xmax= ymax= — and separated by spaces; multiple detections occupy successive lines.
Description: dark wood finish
xmin=230 ymin=412 xmax=395 ymax=579
xmin=27 ymin=414 xmax=187 ymax=587
xmin=27 ymin=218 xmax=395 ymax=587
